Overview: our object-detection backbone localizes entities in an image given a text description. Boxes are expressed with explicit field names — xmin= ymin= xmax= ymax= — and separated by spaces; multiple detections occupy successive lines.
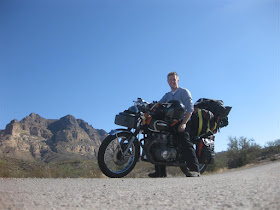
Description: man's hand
xmin=178 ymin=112 xmax=192 ymax=132
xmin=178 ymin=123 xmax=186 ymax=133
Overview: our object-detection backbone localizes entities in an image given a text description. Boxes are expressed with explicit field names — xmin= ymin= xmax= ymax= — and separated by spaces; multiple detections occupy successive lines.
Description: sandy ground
xmin=0 ymin=161 xmax=279 ymax=210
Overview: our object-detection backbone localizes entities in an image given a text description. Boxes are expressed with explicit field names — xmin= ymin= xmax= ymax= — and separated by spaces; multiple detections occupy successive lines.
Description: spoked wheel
xmin=98 ymin=132 xmax=140 ymax=178
xmin=180 ymin=164 xmax=208 ymax=176
xmin=198 ymin=164 xmax=207 ymax=174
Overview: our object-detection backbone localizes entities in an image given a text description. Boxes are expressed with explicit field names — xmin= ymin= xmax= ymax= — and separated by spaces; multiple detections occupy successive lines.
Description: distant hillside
xmin=0 ymin=113 xmax=107 ymax=162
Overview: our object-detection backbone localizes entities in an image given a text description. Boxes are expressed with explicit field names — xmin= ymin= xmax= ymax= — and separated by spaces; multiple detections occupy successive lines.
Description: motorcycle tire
xmin=180 ymin=164 xmax=207 ymax=176
xmin=98 ymin=132 xmax=140 ymax=178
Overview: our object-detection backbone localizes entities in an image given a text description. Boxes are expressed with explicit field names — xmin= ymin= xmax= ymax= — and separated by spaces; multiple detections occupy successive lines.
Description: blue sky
xmin=1 ymin=0 xmax=279 ymax=152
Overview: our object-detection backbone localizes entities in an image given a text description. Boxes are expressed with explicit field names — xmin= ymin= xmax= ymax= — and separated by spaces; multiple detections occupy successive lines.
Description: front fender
xmin=108 ymin=128 xmax=133 ymax=136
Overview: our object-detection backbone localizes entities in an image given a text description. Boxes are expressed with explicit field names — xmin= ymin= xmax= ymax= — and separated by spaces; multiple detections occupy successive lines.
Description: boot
xmin=185 ymin=171 xmax=200 ymax=177
xmin=184 ymin=163 xmax=200 ymax=177
xmin=148 ymin=165 xmax=167 ymax=178
xmin=160 ymin=165 xmax=167 ymax=177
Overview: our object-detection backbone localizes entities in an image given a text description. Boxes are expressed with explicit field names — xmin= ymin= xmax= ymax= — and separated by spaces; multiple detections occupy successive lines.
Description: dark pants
xmin=154 ymin=129 xmax=199 ymax=173
xmin=177 ymin=129 xmax=199 ymax=172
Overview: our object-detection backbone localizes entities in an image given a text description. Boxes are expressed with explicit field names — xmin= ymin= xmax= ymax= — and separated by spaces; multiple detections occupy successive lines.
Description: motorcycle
xmin=98 ymin=98 xmax=231 ymax=178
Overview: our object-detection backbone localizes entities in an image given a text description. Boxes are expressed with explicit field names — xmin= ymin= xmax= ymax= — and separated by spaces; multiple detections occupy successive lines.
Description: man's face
xmin=168 ymin=75 xmax=179 ymax=90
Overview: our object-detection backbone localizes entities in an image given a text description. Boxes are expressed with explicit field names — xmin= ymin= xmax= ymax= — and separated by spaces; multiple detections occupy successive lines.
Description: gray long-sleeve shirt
xmin=159 ymin=87 xmax=194 ymax=114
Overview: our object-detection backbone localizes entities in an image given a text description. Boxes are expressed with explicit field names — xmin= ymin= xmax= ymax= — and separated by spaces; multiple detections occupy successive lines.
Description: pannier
xmin=190 ymin=108 xmax=218 ymax=137
xmin=190 ymin=98 xmax=232 ymax=138
xmin=115 ymin=112 xmax=138 ymax=129
xmin=194 ymin=98 xmax=231 ymax=119
xmin=196 ymin=138 xmax=215 ymax=164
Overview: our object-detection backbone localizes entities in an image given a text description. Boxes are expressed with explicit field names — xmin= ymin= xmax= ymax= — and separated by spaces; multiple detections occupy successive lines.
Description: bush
xmin=227 ymin=136 xmax=262 ymax=168
xmin=206 ymin=151 xmax=227 ymax=172
xmin=262 ymin=139 xmax=280 ymax=157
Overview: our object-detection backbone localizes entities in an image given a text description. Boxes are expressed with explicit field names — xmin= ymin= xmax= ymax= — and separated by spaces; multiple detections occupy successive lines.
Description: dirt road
xmin=0 ymin=161 xmax=279 ymax=210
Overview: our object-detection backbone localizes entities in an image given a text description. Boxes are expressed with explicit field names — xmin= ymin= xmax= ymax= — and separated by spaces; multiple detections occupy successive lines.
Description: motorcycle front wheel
xmin=98 ymin=132 xmax=140 ymax=178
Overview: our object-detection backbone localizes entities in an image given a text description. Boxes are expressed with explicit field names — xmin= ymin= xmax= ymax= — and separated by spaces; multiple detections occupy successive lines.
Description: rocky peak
xmin=21 ymin=113 xmax=49 ymax=126
xmin=0 ymin=113 xmax=107 ymax=162
xmin=47 ymin=115 xmax=79 ymax=133
xmin=60 ymin=115 xmax=79 ymax=127
xmin=29 ymin=113 xmax=42 ymax=120
xmin=4 ymin=119 xmax=21 ymax=136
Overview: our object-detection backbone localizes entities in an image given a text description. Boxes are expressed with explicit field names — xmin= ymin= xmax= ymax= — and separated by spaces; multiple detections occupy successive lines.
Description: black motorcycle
xmin=98 ymin=98 xmax=231 ymax=178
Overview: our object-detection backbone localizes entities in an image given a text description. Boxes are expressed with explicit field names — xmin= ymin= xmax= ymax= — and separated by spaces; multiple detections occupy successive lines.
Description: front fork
xmin=109 ymin=128 xmax=139 ymax=157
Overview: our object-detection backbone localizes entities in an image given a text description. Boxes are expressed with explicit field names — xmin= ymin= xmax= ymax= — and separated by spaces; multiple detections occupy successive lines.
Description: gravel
xmin=0 ymin=161 xmax=279 ymax=210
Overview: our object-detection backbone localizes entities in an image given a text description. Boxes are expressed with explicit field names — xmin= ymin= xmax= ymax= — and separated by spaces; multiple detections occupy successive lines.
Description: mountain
xmin=0 ymin=113 xmax=107 ymax=162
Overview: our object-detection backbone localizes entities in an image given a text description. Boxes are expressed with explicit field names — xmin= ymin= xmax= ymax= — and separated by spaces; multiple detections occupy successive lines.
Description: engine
xmin=151 ymin=133 xmax=177 ymax=162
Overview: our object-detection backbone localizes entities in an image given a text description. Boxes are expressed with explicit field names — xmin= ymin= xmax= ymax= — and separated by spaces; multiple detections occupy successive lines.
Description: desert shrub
xmin=227 ymin=136 xmax=262 ymax=168
xmin=206 ymin=151 xmax=228 ymax=172
xmin=262 ymin=139 xmax=280 ymax=158
xmin=0 ymin=159 xmax=11 ymax=177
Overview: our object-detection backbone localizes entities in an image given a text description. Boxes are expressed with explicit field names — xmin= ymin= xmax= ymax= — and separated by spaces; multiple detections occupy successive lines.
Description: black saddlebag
xmin=196 ymin=138 xmax=215 ymax=164
xmin=115 ymin=112 xmax=137 ymax=129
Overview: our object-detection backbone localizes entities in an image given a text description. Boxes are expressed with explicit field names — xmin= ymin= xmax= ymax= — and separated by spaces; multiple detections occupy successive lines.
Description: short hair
xmin=167 ymin=72 xmax=179 ymax=80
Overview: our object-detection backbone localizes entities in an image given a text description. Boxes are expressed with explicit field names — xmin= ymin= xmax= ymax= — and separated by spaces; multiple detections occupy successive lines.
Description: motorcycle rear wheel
xmin=98 ymin=132 xmax=140 ymax=178
xmin=180 ymin=164 xmax=207 ymax=176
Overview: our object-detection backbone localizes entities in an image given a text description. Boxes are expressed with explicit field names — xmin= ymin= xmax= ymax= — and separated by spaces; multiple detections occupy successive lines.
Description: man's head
xmin=167 ymin=72 xmax=179 ymax=91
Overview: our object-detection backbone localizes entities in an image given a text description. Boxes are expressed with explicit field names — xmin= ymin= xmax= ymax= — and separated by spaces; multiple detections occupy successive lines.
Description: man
xmin=148 ymin=72 xmax=200 ymax=178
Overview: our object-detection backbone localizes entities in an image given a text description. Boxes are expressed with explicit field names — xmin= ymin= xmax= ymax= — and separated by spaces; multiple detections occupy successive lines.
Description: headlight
xmin=128 ymin=105 xmax=139 ymax=113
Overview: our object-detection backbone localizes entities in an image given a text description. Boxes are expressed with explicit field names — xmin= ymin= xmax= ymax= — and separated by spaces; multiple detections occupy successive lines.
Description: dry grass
xmin=0 ymin=158 xmax=103 ymax=178
xmin=1 ymin=151 xmax=279 ymax=178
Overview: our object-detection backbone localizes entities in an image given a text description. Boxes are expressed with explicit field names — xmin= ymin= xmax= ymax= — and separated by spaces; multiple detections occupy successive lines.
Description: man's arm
xmin=182 ymin=88 xmax=194 ymax=114
xmin=178 ymin=111 xmax=192 ymax=132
